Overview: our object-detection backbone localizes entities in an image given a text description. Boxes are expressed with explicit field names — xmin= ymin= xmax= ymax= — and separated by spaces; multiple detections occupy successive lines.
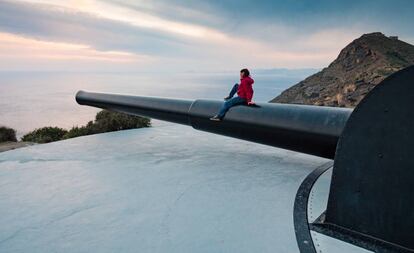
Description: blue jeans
xmin=217 ymin=84 xmax=247 ymax=118
xmin=228 ymin=83 xmax=239 ymax=98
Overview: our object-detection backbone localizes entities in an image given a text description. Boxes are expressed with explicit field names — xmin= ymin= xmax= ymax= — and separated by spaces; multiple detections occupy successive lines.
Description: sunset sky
xmin=1 ymin=0 xmax=413 ymax=72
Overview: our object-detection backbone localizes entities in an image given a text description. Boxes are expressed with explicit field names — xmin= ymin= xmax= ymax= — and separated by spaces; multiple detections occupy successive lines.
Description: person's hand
xmin=247 ymin=101 xmax=255 ymax=106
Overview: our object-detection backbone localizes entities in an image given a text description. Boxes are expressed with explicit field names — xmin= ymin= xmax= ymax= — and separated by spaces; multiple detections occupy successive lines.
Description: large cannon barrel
xmin=76 ymin=90 xmax=352 ymax=159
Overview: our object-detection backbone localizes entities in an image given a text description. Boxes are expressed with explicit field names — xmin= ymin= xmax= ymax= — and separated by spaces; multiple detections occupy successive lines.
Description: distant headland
xmin=270 ymin=32 xmax=414 ymax=107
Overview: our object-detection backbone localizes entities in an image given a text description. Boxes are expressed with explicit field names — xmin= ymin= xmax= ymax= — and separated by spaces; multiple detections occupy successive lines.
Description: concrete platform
xmin=0 ymin=123 xmax=371 ymax=252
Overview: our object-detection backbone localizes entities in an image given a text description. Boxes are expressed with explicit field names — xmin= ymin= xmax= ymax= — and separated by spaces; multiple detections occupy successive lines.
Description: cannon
xmin=76 ymin=66 xmax=414 ymax=253
xmin=76 ymin=91 xmax=352 ymax=159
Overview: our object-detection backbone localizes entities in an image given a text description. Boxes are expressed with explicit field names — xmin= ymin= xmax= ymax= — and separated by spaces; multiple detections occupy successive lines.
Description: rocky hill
xmin=270 ymin=32 xmax=414 ymax=107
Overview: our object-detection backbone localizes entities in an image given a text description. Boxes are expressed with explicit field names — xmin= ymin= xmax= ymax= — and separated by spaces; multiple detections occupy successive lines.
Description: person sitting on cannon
xmin=210 ymin=68 xmax=255 ymax=121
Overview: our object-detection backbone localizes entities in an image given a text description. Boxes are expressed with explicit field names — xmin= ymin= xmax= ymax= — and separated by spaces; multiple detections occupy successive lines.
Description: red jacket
xmin=237 ymin=76 xmax=254 ymax=102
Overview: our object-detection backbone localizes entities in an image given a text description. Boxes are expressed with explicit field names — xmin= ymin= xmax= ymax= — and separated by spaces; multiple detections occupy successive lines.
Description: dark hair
xmin=240 ymin=68 xmax=250 ymax=77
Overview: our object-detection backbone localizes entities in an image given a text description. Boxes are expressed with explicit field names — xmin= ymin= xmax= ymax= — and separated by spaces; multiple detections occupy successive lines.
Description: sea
xmin=0 ymin=70 xmax=317 ymax=139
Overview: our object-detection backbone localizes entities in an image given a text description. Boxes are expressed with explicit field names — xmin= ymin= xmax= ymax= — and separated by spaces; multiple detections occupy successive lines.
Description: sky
xmin=0 ymin=0 xmax=413 ymax=72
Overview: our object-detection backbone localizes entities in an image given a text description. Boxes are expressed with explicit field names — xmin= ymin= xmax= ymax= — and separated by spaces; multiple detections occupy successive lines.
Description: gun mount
xmin=76 ymin=65 xmax=414 ymax=253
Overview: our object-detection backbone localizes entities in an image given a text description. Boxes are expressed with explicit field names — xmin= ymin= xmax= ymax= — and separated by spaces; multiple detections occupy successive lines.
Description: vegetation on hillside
xmin=63 ymin=110 xmax=151 ymax=139
xmin=22 ymin=127 xmax=67 ymax=143
xmin=18 ymin=110 xmax=151 ymax=144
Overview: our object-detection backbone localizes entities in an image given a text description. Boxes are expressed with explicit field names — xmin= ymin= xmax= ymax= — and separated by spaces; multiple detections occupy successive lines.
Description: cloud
xmin=104 ymin=0 xmax=414 ymax=39
xmin=0 ymin=0 xmax=192 ymax=55
xmin=0 ymin=32 xmax=137 ymax=61
xmin=0 ymin=32 xmax=155 ymax=71
xmin=0 ymin=0 xmax=413 ymax=71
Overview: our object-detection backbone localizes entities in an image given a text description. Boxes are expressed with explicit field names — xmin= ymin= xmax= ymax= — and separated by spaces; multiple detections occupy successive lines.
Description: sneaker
xmin=210 ymin=115 xmax=222 ymax=121
xmin=224 ymin=96 xmax=231 ymax=101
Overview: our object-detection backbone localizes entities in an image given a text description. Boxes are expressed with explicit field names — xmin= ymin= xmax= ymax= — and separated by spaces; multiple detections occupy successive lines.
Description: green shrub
xmin=22 ymin=127 xmax=68 ymax=143
xmin=0 ymin=126 xmax=17 ymax=142
xmin=63 ymin=110 xmax=151 ymax=139
xmin=62 ymin=124 xmax=92 ymax=139
xmin=94 ymin=110 xmax=151 ymax=132
xmin=20 ymin=110 xmax=151 ymax=143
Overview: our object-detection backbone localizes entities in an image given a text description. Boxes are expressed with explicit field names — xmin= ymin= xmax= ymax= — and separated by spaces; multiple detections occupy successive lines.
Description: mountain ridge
xmin=270 ymin=32 xmax=414 ymax=107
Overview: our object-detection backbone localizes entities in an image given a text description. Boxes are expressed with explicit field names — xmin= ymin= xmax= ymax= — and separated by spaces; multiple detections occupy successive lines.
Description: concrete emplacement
xmin=76 ymin=65 xmax=414 ymax=253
